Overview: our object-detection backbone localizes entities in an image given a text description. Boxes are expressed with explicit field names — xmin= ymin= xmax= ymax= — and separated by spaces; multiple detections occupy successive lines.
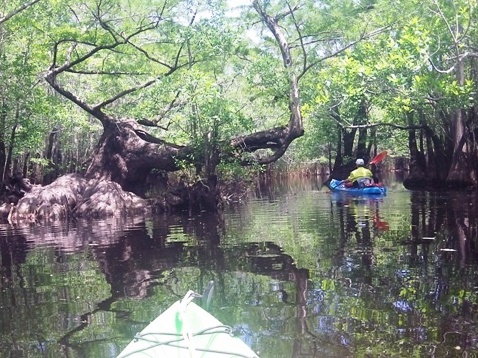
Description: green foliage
xmin=0 ymin=0 xmax=101 ymax=178
xmin=292 ymin=0 xmax=478 ymax=166
xmin=2 ymin=0 xmax=478 ymax=180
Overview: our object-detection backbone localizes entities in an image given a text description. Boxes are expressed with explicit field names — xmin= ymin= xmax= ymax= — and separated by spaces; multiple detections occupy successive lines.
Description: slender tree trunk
xmin=21 ymin=152 xmax=29 ymax=178
xmin=342 ymin=129 xmax=356 ymax=159
xmin=355 ymin=98 xmax=369 ymax=159
xmin=333 ymin=125 xmax=343 ymax=171
xmin=0 ymin=141 xmax=5 ymax=183
xmin=404 ymin=113 xmax=427 ymax=189
xmin=0 ymin=99 xmax=6 ymax=182
xmin=357 ymin=128 xmax=368 ymax=159
xmin=4 ymin=124 xmax=17 ymax=180
xmin=446 ymin=59 xmax=476 ymax=185
xmin=43 ymin=127 xmax=62 ymax=185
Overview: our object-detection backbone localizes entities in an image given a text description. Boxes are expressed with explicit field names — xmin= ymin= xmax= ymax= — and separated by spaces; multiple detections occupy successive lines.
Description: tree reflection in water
xmin=1 ymin=181 xmax=478 ymax=357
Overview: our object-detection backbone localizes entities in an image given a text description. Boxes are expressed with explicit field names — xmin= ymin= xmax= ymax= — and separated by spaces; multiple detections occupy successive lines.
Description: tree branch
xmin=65 ymin=69 xmax=149 ymax=75
xmin=301 ymin=26 xmax=388 ymax=77
xmin=249 ymin=0 xmax=304 ymax=164
xmin=343 ymin=122 xmax=425 ymax=131
xmin=137 ymin=91 xmax=182 ymax=129
xmin=0 ymin=0 xmax=41 ymax=25
xmin=45 ymin=4 xmax=193 ymax=122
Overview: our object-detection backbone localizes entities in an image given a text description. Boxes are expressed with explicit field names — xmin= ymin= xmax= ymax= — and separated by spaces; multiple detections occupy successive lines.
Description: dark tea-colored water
xmin=1 ymin=177 xmax=478 ymax=357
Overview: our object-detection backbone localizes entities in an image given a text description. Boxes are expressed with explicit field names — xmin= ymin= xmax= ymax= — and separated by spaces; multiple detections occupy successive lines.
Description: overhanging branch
xmin=0 ymin=0 xmax=41 ymax=25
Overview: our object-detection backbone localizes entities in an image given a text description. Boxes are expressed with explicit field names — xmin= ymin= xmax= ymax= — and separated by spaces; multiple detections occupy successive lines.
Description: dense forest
xmin=1 ymin=0 xmax=478 ymax=220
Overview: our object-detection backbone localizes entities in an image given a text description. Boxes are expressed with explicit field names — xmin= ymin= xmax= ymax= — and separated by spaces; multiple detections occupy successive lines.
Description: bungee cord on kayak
xmin=117 ymin=289 xmax=260 ymax=358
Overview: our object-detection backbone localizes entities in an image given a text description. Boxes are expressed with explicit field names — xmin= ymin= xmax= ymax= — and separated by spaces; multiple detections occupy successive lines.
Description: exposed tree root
xmin=74 ymin=180 xmax=150 ymax=219
xmin=6 ymin=174 xmax=150 ymax=223
xmin=9 ymin=174 xmax=87 ymax=222
xmin=1 ymin=173 xmax=228 ymax=224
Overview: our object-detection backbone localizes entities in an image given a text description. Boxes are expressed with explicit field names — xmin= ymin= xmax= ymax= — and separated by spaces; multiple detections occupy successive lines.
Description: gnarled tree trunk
xmin=85 ymin=120 xmax=192 ymax=196
xmin=3 ymin=1 xmax=307 ymax=222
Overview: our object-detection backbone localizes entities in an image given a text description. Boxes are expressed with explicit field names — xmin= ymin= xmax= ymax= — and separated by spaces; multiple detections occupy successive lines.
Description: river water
xmin=1 ymin=176 xmax=478 ymax=357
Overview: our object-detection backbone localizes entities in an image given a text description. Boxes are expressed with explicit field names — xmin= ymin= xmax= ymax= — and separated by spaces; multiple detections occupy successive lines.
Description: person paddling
xmin=341 ymin=158 xmax=374 ymax=188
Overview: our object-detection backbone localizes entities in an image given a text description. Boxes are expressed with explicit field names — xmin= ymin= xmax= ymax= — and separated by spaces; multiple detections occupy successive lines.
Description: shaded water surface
xmin=1 ymin=177 xmax=478 ymax=357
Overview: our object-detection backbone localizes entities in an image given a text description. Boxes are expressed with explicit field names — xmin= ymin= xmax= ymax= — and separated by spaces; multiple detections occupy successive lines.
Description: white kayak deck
xmin=117 ymin=291 xmax=260 ymax=358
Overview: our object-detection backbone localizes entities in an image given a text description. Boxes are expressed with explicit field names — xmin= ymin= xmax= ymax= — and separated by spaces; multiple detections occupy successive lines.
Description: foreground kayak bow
xmin=117 ymin=290 xmax=260 ymax=358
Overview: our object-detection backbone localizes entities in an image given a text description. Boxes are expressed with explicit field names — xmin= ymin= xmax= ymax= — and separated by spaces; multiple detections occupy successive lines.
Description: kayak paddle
xmin=370 ymin=150 xmax=388 ymax=165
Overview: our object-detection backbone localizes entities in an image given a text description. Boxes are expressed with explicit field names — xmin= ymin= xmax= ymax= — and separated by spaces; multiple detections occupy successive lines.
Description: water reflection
xmin=1 ymin=178 xmax=478 ymax=357
xmin=330 ymin=192 xmax=390 ymax=233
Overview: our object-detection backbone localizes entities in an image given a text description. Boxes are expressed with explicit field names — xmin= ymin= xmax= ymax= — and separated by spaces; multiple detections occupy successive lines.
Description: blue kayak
xmin=329 ymin=179 xmax=387 ymax=196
